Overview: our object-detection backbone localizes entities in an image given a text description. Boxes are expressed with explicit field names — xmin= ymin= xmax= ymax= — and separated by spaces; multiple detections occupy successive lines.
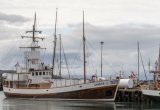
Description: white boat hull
xmin=141 ymin=88 xmax=160 ymax=101
xmin=3 ymin=80 xmax=118 ymax=101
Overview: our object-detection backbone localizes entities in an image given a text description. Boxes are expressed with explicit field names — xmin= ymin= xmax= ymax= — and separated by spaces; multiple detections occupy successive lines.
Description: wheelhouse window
xmin=39 ymin=72 xmax=42 ymax=76
xmin=32 ymin=72 xmax=34 ymax=76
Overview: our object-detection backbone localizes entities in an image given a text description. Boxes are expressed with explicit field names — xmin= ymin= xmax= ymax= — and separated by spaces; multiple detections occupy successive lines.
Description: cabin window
xmin=43 ymin=72 xmax=45 ymax=75
xmin=39 ymin=72 xmax=42 ymax=76
xmin=32 ymin=72 xmax=34 ymax=76
xmin=36 ymin=72 xmax=38 ymax=76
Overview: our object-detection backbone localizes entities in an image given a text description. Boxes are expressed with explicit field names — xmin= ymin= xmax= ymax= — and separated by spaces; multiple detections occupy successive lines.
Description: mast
xmin=22 ymin=13 xmax=43 ymax=43
xmin=21 ymin=13 xmax=43 ymax=71
xmin=137 ymin=42 xmax=140 ymax=82
xmin=52 ymin=8 xmax=58 ymax=79
xmin=149 ymin=45 xmax=160 ymax=85
xmin=83 ymin=11 xmax=86 ymax=84
xmin=158 ymin=45 xmax=160 ymax=71
xmin=32 ymin=13 xmax=36 ymax=42
xmin=59 ymin=34 xmax=62 ymax=77
xmin=100 ymin=41 xmax=104 ymax=77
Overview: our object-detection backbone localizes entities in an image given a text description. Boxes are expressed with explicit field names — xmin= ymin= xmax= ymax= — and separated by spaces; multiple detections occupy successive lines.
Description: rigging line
xmin=8 ymin=47 xmax=17 ymax=70
xmin=42 ymin=48 xmax=46 ymax=63
xmin=41 ymin=36 xmax=46 ymax=61
xmin=61 ymin=39 xmax=71 ymax=79
xmin=87 ymin=43 xmax=98 ymax=73
xmin=55 ymin=37 xmax=60 ymax=75
xmin=85 ymin=43 xmax=96 ymax=77
xmin=53 ymin=37 xmax=60 ymax=74
xmin=72 ymin=40 xmax=83 ymax=66
xmin=139 ymin=50 xmax=148 ymax=80
xmin=70 ymin=40 xmax=83 ymax=77
xmin=56 ymin=36 xmax=63 ymax=77
xmin=59 ymin=34 xmax=62 ymax=77
xmin=85 ymin=43 xmax=90 ymax=77
xmin=18 ymin=38 xmax=24 ymax=61
xmin=86 ymin=40 xmax=118 ymax=74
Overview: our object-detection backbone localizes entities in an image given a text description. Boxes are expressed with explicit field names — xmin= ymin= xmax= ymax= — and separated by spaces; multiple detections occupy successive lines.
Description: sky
xmin=0 ymin=0 xmax=160 ymax=79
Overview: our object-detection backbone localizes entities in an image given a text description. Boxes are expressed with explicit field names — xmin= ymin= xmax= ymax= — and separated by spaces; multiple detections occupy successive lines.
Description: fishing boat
xmin=2 ymin=12 xmax=118 ymax=101
xmin=141 ymin=47 xmax=160 ymax=101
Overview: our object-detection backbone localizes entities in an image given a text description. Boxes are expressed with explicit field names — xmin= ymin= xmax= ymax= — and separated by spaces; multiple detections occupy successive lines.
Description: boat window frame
xmin=43 ymin=72 xmax=45 ymax=75
xmin=32 ymin=72 xmax=34 ymax=76
xmin=39 ymin=72 xmax=42 ymax=76
xmin=48 ymin=72 xmax=51 ymax=75
xmin=36 ymin=72 xmax=38 ymax=76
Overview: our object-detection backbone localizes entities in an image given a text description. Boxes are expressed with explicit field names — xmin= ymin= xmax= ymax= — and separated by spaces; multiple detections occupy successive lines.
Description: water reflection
xmin=2 ymin=98 xmax=116 ymax=110
xmin=3 ymin=98 xmax=160 ymax=110
xmin=116 ymin=102 xmax=160 ymax=110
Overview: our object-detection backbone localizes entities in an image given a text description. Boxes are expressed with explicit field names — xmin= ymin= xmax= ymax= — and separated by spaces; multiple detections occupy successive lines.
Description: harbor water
xmin=0 ymin=91 xmax=160 ymax=110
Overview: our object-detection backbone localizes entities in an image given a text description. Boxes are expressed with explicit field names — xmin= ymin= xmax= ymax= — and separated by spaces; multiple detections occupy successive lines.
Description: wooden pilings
xmin=116 ymin=89 xmax=152 ymax=103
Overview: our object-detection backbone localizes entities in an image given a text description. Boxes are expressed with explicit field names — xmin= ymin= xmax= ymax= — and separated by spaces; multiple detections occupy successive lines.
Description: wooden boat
xmin=141 ymin=47 xmax=160 ymax=101
xmin=2 ymin=12 xmax=118 ymax=101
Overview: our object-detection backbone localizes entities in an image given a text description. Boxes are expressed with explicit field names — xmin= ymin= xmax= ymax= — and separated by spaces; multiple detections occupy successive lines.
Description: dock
xmin=116 ymin=88 xmax=152 ymax=103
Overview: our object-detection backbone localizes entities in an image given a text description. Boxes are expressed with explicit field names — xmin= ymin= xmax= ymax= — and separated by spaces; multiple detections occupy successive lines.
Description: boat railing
xmin=51 ymin=78 xmax=117 ymax=88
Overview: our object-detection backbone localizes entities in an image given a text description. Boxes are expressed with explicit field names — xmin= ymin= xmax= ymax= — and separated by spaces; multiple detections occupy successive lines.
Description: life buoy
xmin=28 ymin=79 xmax=32 ymax=83
xmin=106 ymin=90 xmax=113 ymax=96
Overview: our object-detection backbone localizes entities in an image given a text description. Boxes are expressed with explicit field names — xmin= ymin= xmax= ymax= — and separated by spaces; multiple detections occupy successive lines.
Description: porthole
xmin=106 ymin=90 xmax=112 ymax=96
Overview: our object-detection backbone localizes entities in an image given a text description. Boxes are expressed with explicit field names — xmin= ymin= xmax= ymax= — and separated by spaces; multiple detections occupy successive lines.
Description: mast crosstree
xmin=21 ymin=13 xmax=44 ymax=47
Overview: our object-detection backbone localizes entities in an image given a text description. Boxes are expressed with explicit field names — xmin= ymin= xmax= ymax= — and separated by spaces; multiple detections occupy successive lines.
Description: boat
xmin=141 ymin=47 xmax=160 ymax=101
xmin=2 ymin=12 xmax=118 ymax=101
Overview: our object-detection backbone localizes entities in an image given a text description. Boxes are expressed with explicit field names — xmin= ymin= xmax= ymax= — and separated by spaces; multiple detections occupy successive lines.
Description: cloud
xmin=54 ymin=23 xmax=160 ymax=79
xmin=62 ymin=23 xmax=160 ymax=52
xmin=0 ymin=25 xmax=23 ymax=40
xmin=0 ymin=12 xmax=30 ymax=25
xmin=0 ymin=22 xmax=159 ymax=80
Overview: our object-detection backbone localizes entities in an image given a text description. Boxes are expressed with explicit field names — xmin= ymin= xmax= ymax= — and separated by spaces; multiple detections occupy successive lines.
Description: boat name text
xmin=94 ymin=82 xmax=104 ymax=86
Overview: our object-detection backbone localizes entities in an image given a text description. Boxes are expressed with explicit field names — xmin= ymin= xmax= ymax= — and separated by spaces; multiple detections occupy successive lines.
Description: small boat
xmin=141 ymin=47 xmax=160 ymax=101
xmin=2 ymin=12 xmax=118 ymax=101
